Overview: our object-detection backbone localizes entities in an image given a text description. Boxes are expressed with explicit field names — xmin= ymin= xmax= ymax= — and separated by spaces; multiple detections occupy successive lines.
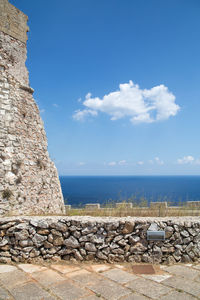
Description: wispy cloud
xmin=73 ymin=81 xmax=179 ymax=124
xmin=73 ymin=109 xmax=98 ymax=121
xmin=78 ymin=162 xmax=86 ymax=166
xmin=108 ymin=161 xmax=117 ymax=166
xmin=177 ymin=156 xmax=194 ymax=164
xmin=108 ymin=160 xmax=127 ymax=166
xmin=118 ymin=160 xmax=127 ymax=166
xmin=137 ymin=161 xmax=144 ymax=165
xmin=40 ymin=109 xmax=45 ymax=114
xmin=148 ymin=157 xmax=164 ymax=165
xmin=53 ymin=103 xmax=59 ymax=108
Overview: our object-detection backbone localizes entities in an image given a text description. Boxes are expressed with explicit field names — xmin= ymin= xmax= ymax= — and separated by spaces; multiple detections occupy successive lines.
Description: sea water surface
xmin=60 ymin=176 xmax=200 ymax=207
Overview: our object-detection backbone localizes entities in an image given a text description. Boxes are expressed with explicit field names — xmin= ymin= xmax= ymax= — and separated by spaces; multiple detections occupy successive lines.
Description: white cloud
xmin=73 ymin=81 xmax=179 ymax=124
xmin=108 ymin=160 xmax=127 ymax=166
xmin=40 ymin=109 xmax=45 ymax=114
xmin=78 ymin=162 xmax=86 ymax=166
xmin=177 ymin=156 xmax=194 ymax=164
xmin=108 ymin=161 xmax=117 ymax=166
xmin=118 ymin=160 xmax=127 ymax=165
xmin=53 ymin=103 xmax=59 ymax=108
xmin=137 ymin=161 xmax=144 ymax=165
xmin=154 ymin=157 xmax=164 ymax=165
xmin=73 ymin=109 xmax=98 ymax=121
xmin=148 ymin=157 xmax=164 ymax=165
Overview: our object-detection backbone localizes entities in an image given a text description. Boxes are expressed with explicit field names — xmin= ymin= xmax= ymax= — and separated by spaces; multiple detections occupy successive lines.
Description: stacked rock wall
xmin=0 ymin=216 xmax=199 ymax=264
xmin=0 ymin=0 xmax=64 ymax=215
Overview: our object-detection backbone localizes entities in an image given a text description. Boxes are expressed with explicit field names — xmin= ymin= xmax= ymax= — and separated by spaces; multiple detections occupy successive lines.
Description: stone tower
xmin=0 ymin=0 xmax=65 ymax=215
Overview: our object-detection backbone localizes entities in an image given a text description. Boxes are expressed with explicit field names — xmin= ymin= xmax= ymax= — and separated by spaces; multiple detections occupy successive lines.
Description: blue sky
xmin=11 ymin=0 xmax=200 ymax=175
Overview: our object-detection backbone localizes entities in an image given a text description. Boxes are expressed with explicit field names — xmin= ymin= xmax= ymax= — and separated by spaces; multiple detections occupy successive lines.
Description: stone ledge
xmin=19 ymin=85 xmax=34 ymax=94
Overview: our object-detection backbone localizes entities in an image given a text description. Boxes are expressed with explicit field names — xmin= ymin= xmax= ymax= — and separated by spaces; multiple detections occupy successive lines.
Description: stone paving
xmin=0 ymin=262 xmax=200 ymax=300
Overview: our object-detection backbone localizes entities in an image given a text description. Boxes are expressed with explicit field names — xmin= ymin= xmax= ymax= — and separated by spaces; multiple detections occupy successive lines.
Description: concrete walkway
xmin=0 ymin=262 xmax=200 ymax=300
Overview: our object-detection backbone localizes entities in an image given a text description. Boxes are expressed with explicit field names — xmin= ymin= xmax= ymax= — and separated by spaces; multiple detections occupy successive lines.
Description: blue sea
xmin=60 ymin=176 xmax=200 ymax=207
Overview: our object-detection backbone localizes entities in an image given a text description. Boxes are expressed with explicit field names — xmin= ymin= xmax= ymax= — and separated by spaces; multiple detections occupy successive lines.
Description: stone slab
xmin=67 ymin=269 xmax=100 ymax=285
xmin=9 ymin=282 xmax=56 ymax=300
xmin=102 ymin=268 xmax=138 ymax=284
xmin=121 ymin=293 xmax=150 ymax=300
xmin=164 ymin=265 xmax=200 ymax=280
xmin=126 ymin=278 xmax=172 ymax=299
xmin=141 ymin=274 xmax=172 ymax=283
xmin=161 ymin=290 xmax=197 ymax=300
xmin=162 ymin=276 xmax=200 ymax=297
xmin=0 ymin=265 xmax=17 ymax=273
xmin=50 ymin=280 xmax=88 ymax=300
xmin=51 ymin=264 xmax=80 ymax=274
xmin=88 ymin=264 xmax=111 ymax=273
xmin=18 ymin=264 xmax=47 ymax=274
xmin=0 ymin=285 xmax=12 ymax=300
xmin=80 ymin=296 xmax=104 ymax=300
xmin=88 ymin=278 xmax=131 ymax=300
xmin=30 ymin=269 xmax=66 ymax=288
xmin=114 ymin=264 xmax=125 ymax=269
xmin=0 ymin=270 xmax=30 ymax=289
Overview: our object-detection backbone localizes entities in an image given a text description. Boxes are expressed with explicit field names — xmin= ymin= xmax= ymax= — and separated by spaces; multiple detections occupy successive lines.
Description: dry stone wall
xmin=0 ymin=216 xmax=199 ymax=264
xmin=0 ymin=0 xmax=64 ymax=215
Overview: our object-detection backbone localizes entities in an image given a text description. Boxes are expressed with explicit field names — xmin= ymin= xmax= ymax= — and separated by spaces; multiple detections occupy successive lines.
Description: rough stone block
xmin=187 ymin=201 xmax=200 ymax=208
xmin=85 ymin=203 xmax=100 ymax=210
xmin=116 ymin=202 xmax=133 ymax=209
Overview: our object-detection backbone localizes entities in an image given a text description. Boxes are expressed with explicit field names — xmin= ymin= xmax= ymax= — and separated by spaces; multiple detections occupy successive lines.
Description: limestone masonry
xmin=0 ymin=216 xmax=199 ymax=264
xmin=0 ymin=0 xmax=65 ymax=215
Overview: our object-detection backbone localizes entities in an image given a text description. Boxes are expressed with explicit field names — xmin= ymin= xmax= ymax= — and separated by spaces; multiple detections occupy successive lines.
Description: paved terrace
xmin=0 ymin=263 xmax=200 ymax=300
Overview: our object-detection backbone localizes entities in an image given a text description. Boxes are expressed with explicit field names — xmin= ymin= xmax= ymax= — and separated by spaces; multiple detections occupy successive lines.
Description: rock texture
xmin=0 ymin=0 xmax=64 ymax=215
xmin=0 ymin=216 xmax=199 ymax=264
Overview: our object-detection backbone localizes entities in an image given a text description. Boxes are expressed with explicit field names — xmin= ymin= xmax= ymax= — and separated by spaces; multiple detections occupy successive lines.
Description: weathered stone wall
xmin=0 ymin=0 xmax=64 ymax=215
xmin=0 ymin=0 xmax=29 ymax=43
xmin=0 ymin=216 xmax=199 ymax=264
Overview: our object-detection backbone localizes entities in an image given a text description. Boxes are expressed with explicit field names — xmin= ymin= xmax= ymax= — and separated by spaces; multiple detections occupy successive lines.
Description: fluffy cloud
xmin=137 ymin=161 xmax=144 ymax=165
xmin=177 ymin=156 xmax=194 ymax=164
xmin=73 ymin=81 xmax=179 ymax=124
xmin=108 ymin=160 xmax=127 ymax=166
xmin=73 ymin=109 xmax=98 ymax=121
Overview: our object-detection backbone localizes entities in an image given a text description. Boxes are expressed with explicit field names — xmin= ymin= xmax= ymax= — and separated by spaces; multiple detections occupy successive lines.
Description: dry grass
xmin=66 ymin=204 xmax=200 ymax=217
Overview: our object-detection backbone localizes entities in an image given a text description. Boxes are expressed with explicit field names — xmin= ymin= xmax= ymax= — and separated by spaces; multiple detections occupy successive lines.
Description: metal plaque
xmin=147 ymin=230 xmax=165 ymax=241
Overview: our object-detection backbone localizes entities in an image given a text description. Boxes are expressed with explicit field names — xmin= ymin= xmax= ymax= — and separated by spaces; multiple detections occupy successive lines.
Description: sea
xmin=60 ymin=175 xmax=200 ymax=208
